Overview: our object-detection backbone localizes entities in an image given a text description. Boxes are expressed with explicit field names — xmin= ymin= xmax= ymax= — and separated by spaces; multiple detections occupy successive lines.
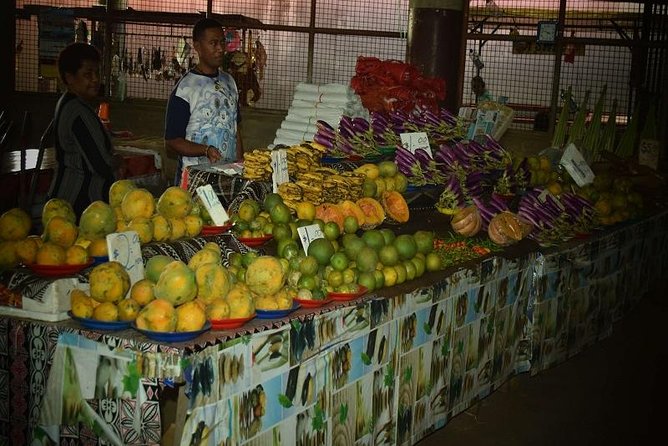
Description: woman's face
xmin=65 ymin=59 xmax=100 ymax=101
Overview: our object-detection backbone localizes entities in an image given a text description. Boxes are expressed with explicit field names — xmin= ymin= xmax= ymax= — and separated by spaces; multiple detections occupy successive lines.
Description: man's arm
xmin=165 ymin=137 xmax=220 ymax=162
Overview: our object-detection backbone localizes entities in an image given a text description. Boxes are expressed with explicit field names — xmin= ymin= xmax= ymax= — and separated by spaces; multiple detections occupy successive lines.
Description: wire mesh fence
xmin=12 ymin=0 xmax=665 ymax=126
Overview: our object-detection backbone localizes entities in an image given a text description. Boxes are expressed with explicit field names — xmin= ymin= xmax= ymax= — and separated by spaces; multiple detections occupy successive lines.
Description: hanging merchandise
xmin=225 ymin=28 xmax=242 ymax=52
xmin=223 ymin=30 xmax=263 ymax=106
xmin=75 ymin=20 xmax=88 ymax=43
xmin=176 ymin=36 xmax=191 ymax=72
xmin=254 ymin=37 xmax=267 ymax=81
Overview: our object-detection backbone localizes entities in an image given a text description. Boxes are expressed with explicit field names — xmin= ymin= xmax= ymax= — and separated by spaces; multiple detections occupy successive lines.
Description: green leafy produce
xmin=552 ymin=86 xmax=572 ymax=149
xmin=581 ymin=85 xmax=607 ymax=162
xmin=616 ymin=102 xmax=642 ymax=159
xmin=600 ymin=98 xmax=618 ymax=153
xmin=568 ymin=90 xmax=590 ymax=145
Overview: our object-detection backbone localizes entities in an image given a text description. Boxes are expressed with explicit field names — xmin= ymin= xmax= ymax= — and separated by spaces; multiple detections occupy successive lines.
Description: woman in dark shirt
xmin=48 ymin=42 xmax=121 ymax=215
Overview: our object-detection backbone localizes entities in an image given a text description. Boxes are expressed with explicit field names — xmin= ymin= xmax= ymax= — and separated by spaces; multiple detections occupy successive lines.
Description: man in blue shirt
xmin=165 ymin=18 xmax=243 ymax=185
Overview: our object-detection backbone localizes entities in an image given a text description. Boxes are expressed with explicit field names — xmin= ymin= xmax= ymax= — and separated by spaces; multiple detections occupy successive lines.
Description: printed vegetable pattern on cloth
xmin=529 ymin=212 xmax=668 ymax=374
xmin=177 ymin=255 xmax=537 ymax=445
xmin=0 ymin=319 xmax=165 ymax=446
xmin=0 ymin=212 xmax=665 ymax=445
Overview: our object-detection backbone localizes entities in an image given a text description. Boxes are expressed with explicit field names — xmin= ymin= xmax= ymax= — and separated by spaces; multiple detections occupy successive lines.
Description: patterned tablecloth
xmin=0 ymin=211 xmax=666 ymax=446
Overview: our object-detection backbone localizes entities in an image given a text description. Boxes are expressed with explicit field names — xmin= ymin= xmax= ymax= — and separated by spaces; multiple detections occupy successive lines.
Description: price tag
xmin=399 ymin=132 xmax=432 ymax=157
xmin=271 ymin=149 xmax=289 ymax=193
xmin=638 ymin=138 xmax=660 ymax=170
xmin=537 ymin=189 xmax=564 ymax=211
xmin=559 ymin=143 xmax=595 ymax=187
xmin=107 ymin=231 xmax=144 ymax=290
xmin=467 ymin=109 xmax=499 ymax=141
xmin=297 ymin=224 xmax=324 ymax=255
xmin=196 ymin=184 xmax=230 ymax=225
xmin=537 ymin=189 xmax=550 ymax=203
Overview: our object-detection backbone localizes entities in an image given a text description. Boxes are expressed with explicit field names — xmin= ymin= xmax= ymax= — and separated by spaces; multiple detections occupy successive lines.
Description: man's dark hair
xmin=193 ymin=18 xmax=223 ymax=42
xmin=57 ymin=42 xmax=100 ymax=84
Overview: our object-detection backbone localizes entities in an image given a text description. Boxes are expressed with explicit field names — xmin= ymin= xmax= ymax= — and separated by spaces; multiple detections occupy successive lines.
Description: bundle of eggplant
xmin=312 ymin=107 xmax=467 ymax=161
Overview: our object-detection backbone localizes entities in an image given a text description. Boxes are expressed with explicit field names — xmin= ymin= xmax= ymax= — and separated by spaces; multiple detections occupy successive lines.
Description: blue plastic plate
xmin=256 ymin=303 xmax=301 ymax=319
xmin=405 ymin=184 xmax=437 ymax=193
xmin=91 ymin=255 xmax=109 ymax=266
xmin=320 ymin=156 xmax=346 ymax=164
xmin=68 ymin=311 xmax=132 ymax=331
xmin=132 ymin=321 xmax=212 ymax=342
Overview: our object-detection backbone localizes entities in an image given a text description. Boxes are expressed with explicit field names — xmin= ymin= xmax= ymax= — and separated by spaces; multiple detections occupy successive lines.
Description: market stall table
xmin=0 ymin=211 xmax=666 ymax=446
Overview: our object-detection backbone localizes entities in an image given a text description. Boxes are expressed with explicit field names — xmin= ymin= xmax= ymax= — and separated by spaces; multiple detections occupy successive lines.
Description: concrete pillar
xmin=407 ymin=0 xmax=467 ymax=113
xmin=1 ymin=0 xmax=16 ymax=103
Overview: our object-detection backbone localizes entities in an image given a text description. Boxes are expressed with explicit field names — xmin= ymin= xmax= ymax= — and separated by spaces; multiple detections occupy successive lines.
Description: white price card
xmin=196 ymin=184 xmax=230 ymax=225
xmin=271 ymin=149 xmax=289 ymax=193
xmin=107 ymin=231 xmax=144 ymax=289
xmin=638 ymin=138 xmax=660 ymax=170
xmin=399 ymin=132 xmax=432 ymax=157
xmin=559 ymin=143 xmax=595 ymax=187
xmin=537 ymin=189 xmax=564 ymax=210
xmin=297 ymin=224 xmax=325 ymax=255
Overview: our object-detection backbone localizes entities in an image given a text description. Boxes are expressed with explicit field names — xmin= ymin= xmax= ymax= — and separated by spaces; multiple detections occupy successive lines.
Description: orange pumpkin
xmin=450 ymin=206 xmax=482 ymax=237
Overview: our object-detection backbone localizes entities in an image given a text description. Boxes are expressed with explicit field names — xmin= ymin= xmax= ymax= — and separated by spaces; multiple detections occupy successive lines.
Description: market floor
xmin=417 ymin=284 xmax=668 ymax=446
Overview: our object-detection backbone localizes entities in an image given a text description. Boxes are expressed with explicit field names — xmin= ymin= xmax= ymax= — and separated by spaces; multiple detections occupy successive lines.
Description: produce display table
xmin=1 ymin=210 xmax=666 ymax=446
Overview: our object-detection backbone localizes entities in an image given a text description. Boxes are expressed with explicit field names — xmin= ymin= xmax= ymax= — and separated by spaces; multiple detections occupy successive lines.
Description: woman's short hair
xmin=57 ymin=42 xmax=100 ymax=83
xmin=193 ymin=18 xmax=223 ymax=42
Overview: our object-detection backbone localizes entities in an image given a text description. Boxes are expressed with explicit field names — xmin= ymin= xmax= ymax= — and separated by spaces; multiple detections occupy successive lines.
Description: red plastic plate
xmin=27 ymin=260 xmax=94 ymax=277
xmin=328 ymin=286 xmax=368 ymax=302
xmin=201 ymin=223 xmax=233 ymax=236
xmin=237 ymin=234 xmax=273 ymax=247
xmin=294 ymin=297 xmax=333 ymax=308
xmin=210 ymin=314 xmax=256 ymax=330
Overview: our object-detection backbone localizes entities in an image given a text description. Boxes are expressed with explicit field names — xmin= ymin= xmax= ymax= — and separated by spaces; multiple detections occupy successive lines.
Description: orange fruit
xmin=135 ymin=299 xmax=177 ymax=332
xmin=87 ymin=238 xmax=108 ymax=257
xmin=118 ymin=298 xmax=141 ymax=321
xmin=65 ymin=245 xmax=89 ymax=265
xmin=15 ymin=237 xmax=41 ymax=265
xmin=93 ymin=302 xmax=119 ymax=321
xmin=42 ymin=215 xmax=78 ymax=248
xmin=0 ymin=241 xmax=19 ymax=269
xmin=0 ymin=208 xmax=32 ymax=242
xmin=296 ymin=201 xmax=316 ymax=221
xmin=130 ymin=278 xmax=155 ymax=307
xmin=175 ymin=300 xmax=207 ymax=332
xmin=35 ymin=242 xmax=66 ymax=266
xmin=206 ymin=298 xmax=231 ymax=320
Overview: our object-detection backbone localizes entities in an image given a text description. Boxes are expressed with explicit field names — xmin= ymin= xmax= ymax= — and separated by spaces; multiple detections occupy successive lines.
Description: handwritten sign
xmin=107 ymin=231 xmax=144 ymax=290
xmin=399 ymin=132 xmax=432 ymax=157
xmin=271 ymin=149 xmax=289 ymax=193
xmin=196 ymin=184 xmax=229 ymax=225
xmin=297 ymin=224 xmax=324 ymax=255
xmin=559 ymin=143 xmax=595 ymax=187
